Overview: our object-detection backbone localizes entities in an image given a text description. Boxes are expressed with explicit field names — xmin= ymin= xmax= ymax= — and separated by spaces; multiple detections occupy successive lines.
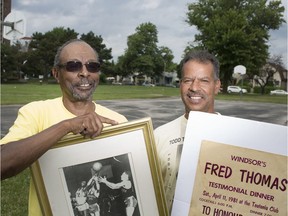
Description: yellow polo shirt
xmin=1 ymin=97 xmax=127 ymax=216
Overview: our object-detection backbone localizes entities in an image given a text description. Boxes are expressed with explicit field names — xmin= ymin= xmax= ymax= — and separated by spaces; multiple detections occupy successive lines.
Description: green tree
xmin=1 ymin=42 xmax=26 ymax=81
xmin=185 ymin=0 xmax=285 ymax=92
xmin=115 ymin=55 xmax=130 ymax=77
xmin=127 ymin=22 xmax=159 ymax=77
xmin=117 ymin=22 xmax=175 ymax=80
xmin=158 ymin=46 xmax=177 ymax=72
xmin=2 ymin=28 xmax=115 ymax=82
xmin=80 ymin=31 xmax=113 ymax=75
xmin=24 ymin=27 xmax=78 ymax=80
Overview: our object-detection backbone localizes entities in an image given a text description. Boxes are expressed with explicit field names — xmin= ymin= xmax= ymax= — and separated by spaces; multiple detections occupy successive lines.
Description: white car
xmin=270 ymin=90 xmax=288 ymax=95
xmin=142 ymin=81 xmax=155 ymax=87
xmin=227 ymin=86 xmax=247 ymax=94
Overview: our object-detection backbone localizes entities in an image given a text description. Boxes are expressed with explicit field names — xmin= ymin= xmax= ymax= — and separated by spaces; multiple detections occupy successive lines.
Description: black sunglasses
xmin=58 ymin=61 xmax=101 ymax=73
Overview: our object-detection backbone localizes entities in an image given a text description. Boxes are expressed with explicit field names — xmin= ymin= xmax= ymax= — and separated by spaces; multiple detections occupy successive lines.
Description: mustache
xmin=75 ymin=78 xmax=95 ymax=86
xmin=187 ymin=90 xmax=204 ymax=97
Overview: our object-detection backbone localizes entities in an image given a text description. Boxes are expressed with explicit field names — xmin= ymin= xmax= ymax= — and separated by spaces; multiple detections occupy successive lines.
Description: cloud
xmin=269 ymin=23 xmax=287 ymax=67
xmin=11 ymin=0 xmax=287 ymax=66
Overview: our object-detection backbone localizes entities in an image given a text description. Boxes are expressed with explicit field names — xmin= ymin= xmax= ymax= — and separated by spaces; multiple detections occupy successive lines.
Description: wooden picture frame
xmin=31 ymin=117 xmax=168 ymax=216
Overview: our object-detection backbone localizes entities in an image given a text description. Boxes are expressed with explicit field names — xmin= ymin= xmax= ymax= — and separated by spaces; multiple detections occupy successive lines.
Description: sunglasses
xmin=58 ymin=61 xmax=101 ymax=73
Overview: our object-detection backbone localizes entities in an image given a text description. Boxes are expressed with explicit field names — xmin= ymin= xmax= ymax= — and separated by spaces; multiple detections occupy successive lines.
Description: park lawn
xmin=1 ymin=83 xmax=287 ymax=215
xmin=1 ymin=169 xmax=30 ymax=215
xmin=216 ymin=92 xmax=287 ymax=104
xmin=1 ymin=83 xmax=287 ymax=104
xmin=1 ymin=83 xmax=181 ymax=104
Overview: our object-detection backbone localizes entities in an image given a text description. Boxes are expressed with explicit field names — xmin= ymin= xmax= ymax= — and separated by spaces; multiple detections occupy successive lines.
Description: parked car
xmin=122 ymin=81 xmax=134 ymax=85
xmin=142 ymin=81 xmax=155 ymax=87
xmin=165 ymin=83 xmax=176 ymax=88
xmin=227 ymin=86 xmax=247 ymax=94
xmin=270 ymin=90 xmax=288 ymax=95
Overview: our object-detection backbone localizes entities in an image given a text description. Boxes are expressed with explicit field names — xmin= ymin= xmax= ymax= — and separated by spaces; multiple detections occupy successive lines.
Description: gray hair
xmin=181 ymin=50 xmax=220 ymax=80
xmin=53 ymin=39 xmax=99 ymax=67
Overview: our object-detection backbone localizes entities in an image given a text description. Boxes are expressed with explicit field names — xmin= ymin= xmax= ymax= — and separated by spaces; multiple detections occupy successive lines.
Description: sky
xmin=8 ymin=0 xmax=288 ymax=66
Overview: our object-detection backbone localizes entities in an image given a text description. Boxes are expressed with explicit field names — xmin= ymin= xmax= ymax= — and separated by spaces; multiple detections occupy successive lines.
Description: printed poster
xmin=190 ymin=140 xmax=287 ymax=216
xmin=172 ymin=111 xmax=287 ymax=216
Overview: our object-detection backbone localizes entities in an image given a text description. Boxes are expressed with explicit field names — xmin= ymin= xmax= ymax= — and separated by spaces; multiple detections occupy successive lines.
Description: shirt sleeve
xmin=1 ymin=104 xmax=40 ymax=144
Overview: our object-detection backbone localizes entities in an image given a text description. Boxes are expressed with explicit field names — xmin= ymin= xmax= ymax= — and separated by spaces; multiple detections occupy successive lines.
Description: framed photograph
xmin=31 ymin=117 xmax=168 ymax=216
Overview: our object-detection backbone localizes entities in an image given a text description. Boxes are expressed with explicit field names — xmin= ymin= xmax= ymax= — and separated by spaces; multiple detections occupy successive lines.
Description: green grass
xmin=216 ymin=92 xmax=287 ymax=104
xmin=1 ymin=83 xmax=181 ymax=104
xmin=1 ymin=169 xmax=30 ymax=215
xmin=1 ymin=83 xmax=287 ymax=105
xmin=0 ymin=83 xmax=287 ymax=215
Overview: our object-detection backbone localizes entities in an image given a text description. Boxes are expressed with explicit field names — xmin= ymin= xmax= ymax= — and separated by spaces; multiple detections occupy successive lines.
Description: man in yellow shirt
xmin=1 ymin=39 xmax=127 ymax=215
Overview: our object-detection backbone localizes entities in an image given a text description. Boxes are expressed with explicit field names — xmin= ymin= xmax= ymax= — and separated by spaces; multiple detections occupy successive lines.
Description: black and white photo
xmin=31 ymin=118 xmax=168 ymax=216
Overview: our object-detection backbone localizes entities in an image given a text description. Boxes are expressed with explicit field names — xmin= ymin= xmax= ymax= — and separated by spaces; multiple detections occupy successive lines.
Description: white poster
xmin=172 ymin=111 xmax=287 ymax=216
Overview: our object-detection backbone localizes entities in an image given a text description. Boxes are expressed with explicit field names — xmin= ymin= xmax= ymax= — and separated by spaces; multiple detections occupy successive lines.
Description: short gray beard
xmin=72 ymin=87 xmax=95 ymax=101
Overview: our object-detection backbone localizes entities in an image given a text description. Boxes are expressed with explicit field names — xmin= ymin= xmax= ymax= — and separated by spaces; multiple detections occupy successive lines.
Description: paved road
xmin=1 ymin=97 xmax=287 ymax=138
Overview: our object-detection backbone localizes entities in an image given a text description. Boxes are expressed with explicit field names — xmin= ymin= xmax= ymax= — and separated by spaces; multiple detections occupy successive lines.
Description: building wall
xmin=1 ymin=0 xmax=12 ymax=43
xmin=158 ymin=71 xmax=179 ymax=85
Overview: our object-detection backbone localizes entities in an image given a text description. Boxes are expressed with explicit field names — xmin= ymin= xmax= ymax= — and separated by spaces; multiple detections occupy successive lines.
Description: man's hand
xmin=98 ymin=176 xmax=107 ymax=183
xmin=65 ymin=112 xmax=119 ymax=139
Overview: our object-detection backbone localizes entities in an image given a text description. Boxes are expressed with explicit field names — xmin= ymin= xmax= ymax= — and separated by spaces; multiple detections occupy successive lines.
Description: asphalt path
xmin=1 ymin=97 xmax=287 ymax=138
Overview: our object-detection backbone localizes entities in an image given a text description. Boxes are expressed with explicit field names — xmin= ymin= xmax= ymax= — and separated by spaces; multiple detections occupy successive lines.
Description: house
xmin=157 ymin=71 xmax=179 ymax=86
xmin=253 ymin=63 xmax=287 ymax=90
